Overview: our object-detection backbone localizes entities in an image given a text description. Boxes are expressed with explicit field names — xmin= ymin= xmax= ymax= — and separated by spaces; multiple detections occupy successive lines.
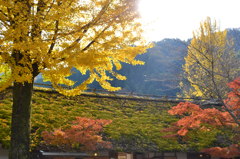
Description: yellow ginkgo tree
xmin=181 ymin=17 xmax=239 ymax=99
xmin=0 ymin=0 xmax=150 ymax=158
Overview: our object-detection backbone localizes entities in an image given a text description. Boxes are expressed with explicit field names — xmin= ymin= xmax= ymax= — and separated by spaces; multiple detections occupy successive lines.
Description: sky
xmin=138 ymin=0 xmax=240 ymax=41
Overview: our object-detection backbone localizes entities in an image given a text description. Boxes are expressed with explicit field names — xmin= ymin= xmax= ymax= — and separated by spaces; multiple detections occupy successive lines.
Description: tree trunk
xmin=9 ymin=82 xmax=34 ymax=159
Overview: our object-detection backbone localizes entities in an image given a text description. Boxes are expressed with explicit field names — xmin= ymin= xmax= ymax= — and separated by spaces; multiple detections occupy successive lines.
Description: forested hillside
xmin=35 ymin=28 xmax=240 ymax=96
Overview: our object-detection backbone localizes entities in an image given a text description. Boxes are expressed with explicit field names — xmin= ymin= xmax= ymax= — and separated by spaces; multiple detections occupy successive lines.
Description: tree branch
xmin=82 ymin=24 xmax=111 ymax=52
xmin=48 ymin=20 xmax=59 ymax=54
xmin=59 ymin=0 xmax=113 ymax=53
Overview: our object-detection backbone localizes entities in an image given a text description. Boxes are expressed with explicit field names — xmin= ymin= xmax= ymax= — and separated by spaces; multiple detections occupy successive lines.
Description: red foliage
xmin=168 ymin=102 xmax=235 ymax=136
xmin=168 ymin=102 xmax=202 ymax=116
xmin=167 ymin=78 xmax=240 ymax=158
xmin=201 ymin=144 xmax=240 ymax=158
xmin=42 ymin=117 xmax=112 ymax=151
xmin=225 ymin=77 xmax=240 ymax=118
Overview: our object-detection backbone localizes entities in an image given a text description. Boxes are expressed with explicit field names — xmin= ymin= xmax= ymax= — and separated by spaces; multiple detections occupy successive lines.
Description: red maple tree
xmin=167 ymin=77 xmax=240 ymax=158
xmin=42 ymin=117 xmax=112 ymax=151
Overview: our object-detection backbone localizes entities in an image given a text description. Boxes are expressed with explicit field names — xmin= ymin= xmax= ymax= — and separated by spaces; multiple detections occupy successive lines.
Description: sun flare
xmin=138 ymin=0 xmax=240 ymax=41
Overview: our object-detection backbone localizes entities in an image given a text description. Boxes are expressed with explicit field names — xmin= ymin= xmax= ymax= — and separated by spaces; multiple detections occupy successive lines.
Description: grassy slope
xmin=0 ymin=88 xmax=183 ymax=152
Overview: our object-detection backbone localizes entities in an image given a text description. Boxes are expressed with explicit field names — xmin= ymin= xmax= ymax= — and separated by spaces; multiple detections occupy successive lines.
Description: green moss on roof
xmin=0 ymin=88 xmax=184 ymax=152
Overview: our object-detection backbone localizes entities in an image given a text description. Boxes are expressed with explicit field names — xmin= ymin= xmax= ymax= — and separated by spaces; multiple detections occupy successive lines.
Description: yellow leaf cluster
xmin=0 ymin=0 xmax=151 ymax=95
xmin=182 ymin=17 xmax=239 ymax=98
